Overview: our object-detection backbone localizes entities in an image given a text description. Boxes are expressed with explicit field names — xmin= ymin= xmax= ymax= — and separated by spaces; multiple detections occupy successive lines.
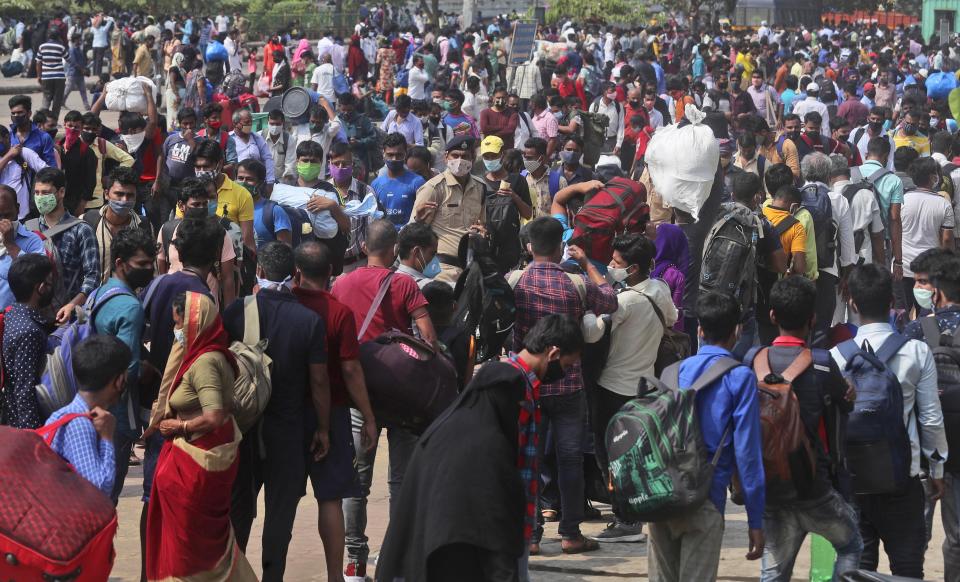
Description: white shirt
xmin=586 ymin=278 xmax=677 ymax=396
xmin=316 ymin=37 xmax=334 ymax=59
xmin=645 ymin=107 xmax=664 ymax=129
xmin=514 ymin=112 xmax=538 ymax=151
xmin=590 ymin=97 xmax=625 ymax=148
xmin=311 ymin=63 xmax=336 ymax=102
xmin=806 ymin=181 xmax=855 ymax=277
xmin=0 ymin=146 xmax=47 ymax=218
xmin=224 ymin=37 xmax=242 ymax=72
xmin=462 ymin=91 xmax=487 ymax=121
xmin=832 ymin=179 xmax=884 ymax=264
xmin=407 ymin=65 xmax=429 ymax=100
xmin=901 ymin=187 xmax=955 ymax=277
xmin=215 ymin=15 xmax=229 ymax=33
xmin=792 ymin=97 xmax=831 ymax=137
xmin=830 ymin=322 xmax=949 ymax=479
xmin=852 ymin=125 xmax=896 ymax=172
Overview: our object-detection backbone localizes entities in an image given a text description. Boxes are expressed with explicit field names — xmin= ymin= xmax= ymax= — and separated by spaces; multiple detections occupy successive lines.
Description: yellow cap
xmin=480 ymin=135 xmax=504 ymax=156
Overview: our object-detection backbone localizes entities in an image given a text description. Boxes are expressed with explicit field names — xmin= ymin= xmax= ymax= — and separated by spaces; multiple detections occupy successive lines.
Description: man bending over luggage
xmin=647 ymin=291 xmax=765 ymax=582
xmin=44 ymin=335 xmax=131 ymax=496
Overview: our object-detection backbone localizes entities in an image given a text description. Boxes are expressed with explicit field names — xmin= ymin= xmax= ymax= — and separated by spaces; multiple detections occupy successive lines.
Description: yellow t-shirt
xmin=893 ymin=132 xmax=931 ymax=157
xmin=762 ymin=204 xmax=807 ymax=258
xmin=175 ymin=175 xmax=254 ymax=224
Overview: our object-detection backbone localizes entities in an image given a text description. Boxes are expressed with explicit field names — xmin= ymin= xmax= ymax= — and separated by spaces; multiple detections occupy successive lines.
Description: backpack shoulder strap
xmin=242 ymin=295 xmax=260 ymax=345
xmin=660 ymin=360 xmax=681 ymax=389
xmin=141 ymin=273 xmax=167 ymax=313
xmin=752 ymin=346 xmax=772 ymax=378
xmin=161 ymin=219 xmax=181 ymax=259
xmin=565 ymin=272 xmax=587 ymax=305
xmin=920 ymin=316 xmax=941 ymax=349
xmin=875 ymin=333 xmax=909 ymax=364
xmin=780 ymin=348 xmax=814 ymax=383
xmin=853 ymin=127 xmax=865 ymax=147
xmin=506 ymin=265 xmax=530 ymax=289
xmin=262 ymin=199 xmax=276 ymax=234
xmin=549 ymin=168 xmax=561 ymax=197
xmin=82 ymin=209 xmax=101 ymax=230
xmin=866 ymin=168 xmax=892 ymax=185
xmin=774 ymin=214 xmax=799 ymax=236
xmin=357 ymin=271 xmax=395 ymax=341
xmin=40 ymin=216 xmax=82 ymax=239
xmin=688 ymin=356 xmax=740 ymax=392
xmin=637 ymin=291 xmax=667 ymax=329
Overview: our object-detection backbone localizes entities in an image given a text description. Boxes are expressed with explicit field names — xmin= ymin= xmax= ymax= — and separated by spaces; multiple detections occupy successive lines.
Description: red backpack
xmin=571 ymin=177 xmax=649 ymax=264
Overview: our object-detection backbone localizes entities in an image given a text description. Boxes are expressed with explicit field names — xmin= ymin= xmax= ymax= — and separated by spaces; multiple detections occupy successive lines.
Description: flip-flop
xmin=561 ymin=536 xmax=599 ymax=554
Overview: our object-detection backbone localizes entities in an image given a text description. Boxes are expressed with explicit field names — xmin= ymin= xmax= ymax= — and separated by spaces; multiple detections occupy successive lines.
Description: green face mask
xmin=297 ymin=161 xmax=323 ymax=182
xmin=239 ymin=181 xmax=259 ymax=197
xmin=34 ymin=193 xmax=58 ymax=215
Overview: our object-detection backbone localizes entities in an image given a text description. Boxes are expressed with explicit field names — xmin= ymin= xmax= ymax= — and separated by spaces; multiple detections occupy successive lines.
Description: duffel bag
xmin=0 ymin=421 xmax=117 ymax=581
xmin=357 ymin=272 xmax=458 ymax=433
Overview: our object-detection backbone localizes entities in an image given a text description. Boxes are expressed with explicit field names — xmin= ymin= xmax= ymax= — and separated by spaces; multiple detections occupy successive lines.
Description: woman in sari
xmin=145 ymin=291 xmax=256 ymax=582
xmin=376 ymin=38 xmax=396 ymax=103
xmin=652 ymin=223 xmax=690 ymax=331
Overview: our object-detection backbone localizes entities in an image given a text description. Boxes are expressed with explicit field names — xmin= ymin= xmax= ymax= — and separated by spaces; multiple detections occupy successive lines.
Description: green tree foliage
xmin=544 ymin=0 xmax=648 ymax=24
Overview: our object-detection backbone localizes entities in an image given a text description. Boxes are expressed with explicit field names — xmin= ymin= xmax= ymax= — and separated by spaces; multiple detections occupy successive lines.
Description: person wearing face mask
xmin=312 ymin=141 xmax=373 ymax=272
xmin=194 ymin=102 xmax=239 ymax=178
xmin=478 ymin=134 xmax=533 ymax=228
xmin=294 ymin=97 xmax=343 ymax=179
xmin=548 ymin=136 xmax=597 ymax=198
xmin=523 ymin=137 xmax=552 ymax=217
xmin=337 ymin=93 xmax=378 ymax=181
xmin=581 ymin=233 xmax=674 ymax=543
xmin=82 ymin=225 xmax=156 ymax=504
xmin=262 ymin=109 xmax=297 ymax=184
xmin=2 ymin=253 xmax=56 ymax=429
xmin=588 ymin=82 xmax=626 ymax=156
xmin=185 ymin=140 xmax=256 ymax=256
xmin=893 ymin=110 xmax=931 ymax=157
xmin=33 ymin=109 xmax=59 ymax=145
xmin=55 ymin=111 xmax=97 ymax=217
xmin=410 ymin=135 xmax=486 ymax=284
xmin=229 ymin=108 xmax=276 ymax=185
xmin=440 ymin=88 xmax=480 ymax=141
xmin=377 ymin=314 xmax=583 ymax=582
xmin=372 ymin=133 xmax=426 ymax=231
xmin=395 ymin=222 xmax=441 ymax=288
xmin=851 ymin=107 xmax=896 ymax=172
xmin=0 ymin=124 xmax=48 ymax=219
xmin=77 ymin=111 xmax=133 ymax=211
xmin=8 ymin=94 xmax=57 ymax=168
xmin=157 ymin=108 xmax=201 ymax=195
xmin=237 ymin=159 xmax=291 ymax=249
xmin=479 ymin=86 xmax=519 ymax=149
xmin=529 ymin=95 xmax=558 ymax=162
xmin=381 ymin=94 xmax=424 ymax=146
xmin=24 ymin=167 xmax=100 ymax=325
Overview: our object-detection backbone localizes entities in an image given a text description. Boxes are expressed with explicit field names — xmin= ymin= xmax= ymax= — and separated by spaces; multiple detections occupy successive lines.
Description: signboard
xmin=509 ymin=21 xmax=538 ymax=66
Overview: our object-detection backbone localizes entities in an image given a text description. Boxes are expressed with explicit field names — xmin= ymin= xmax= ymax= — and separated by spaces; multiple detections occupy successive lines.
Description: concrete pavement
xmin=107 ymin=434 xmax=949 ymax=581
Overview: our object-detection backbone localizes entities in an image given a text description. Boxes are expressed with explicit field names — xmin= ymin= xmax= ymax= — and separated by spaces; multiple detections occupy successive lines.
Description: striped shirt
xmin=37 ymin=41 xmax=66 ymax=79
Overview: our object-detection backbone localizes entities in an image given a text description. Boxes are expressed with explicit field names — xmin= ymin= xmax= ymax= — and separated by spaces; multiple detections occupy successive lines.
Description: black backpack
xmin=919 ymin=317 xmax=960 ymax=474
xmin=451 ymin=234 xmax=516 ymax=363
xmin=484 ymin=177 xmax=523 ymax=274
xmin=700 ymin=202 xmax=759 ymax=314
xmin=842 ymin=167 xmax=892 ymax=260
xmin=799 ymin=182 xmax=838 ymax=270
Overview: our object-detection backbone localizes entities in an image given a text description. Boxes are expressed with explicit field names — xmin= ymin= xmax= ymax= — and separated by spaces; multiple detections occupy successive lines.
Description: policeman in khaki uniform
xmin=410 ymin=135 xmax=487 ymax=284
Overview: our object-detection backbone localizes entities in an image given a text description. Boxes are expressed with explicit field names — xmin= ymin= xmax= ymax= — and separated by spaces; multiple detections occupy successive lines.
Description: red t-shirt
xmin=293 ymin=287 xmax=360 ymax=407
xmin=138 ymin=131 xmax=164 ymax=183
xmin=331 ymin=266 xmax=428 ymax=343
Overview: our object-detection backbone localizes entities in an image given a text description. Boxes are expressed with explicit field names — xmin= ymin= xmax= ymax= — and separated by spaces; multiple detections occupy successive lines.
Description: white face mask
xmin=268 ymin=124 xmax=282 ymax=136
xmin=122 ymin=132 xmax=146 ymax=153
xmin=447 ymin=157 xmax=472 ymax=177
xmin=173 ymin=327 xmax=186 ymax=346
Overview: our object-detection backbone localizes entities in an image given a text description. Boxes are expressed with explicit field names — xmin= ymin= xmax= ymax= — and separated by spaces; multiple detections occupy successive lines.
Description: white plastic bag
xmin=104 ymin=76 xmax=158 ymax=113
xmin=645 ymin=104 xmax=719 ymax=221
xmin=270 ymin=183 xmax=340 ymax=239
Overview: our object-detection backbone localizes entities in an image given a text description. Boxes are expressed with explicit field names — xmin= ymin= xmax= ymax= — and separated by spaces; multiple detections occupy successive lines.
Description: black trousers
xmin=814 ymin=272 xmax=838 ymax=347
xmin=591 ymin=385 xmax=631 ymax=519
xmin=41 ymin=78 xmax=65 ymax=120
xmin=856 ymin=476 xmax=927 ymax=578
xmin=231 ymin=422 xmax=307 ymax=582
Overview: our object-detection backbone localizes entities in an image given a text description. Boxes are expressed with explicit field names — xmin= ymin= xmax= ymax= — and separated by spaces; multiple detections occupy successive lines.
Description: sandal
xmin=561 ymin=535 xmax=600 ymax=554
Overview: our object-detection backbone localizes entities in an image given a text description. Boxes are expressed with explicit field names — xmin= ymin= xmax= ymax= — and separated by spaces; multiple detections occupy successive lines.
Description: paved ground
xmin=105 ymin=435 xmax=949 ymax=581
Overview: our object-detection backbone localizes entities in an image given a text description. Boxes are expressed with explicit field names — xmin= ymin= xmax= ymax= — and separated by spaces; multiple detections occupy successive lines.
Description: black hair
xmin=118 ymin=112 xmax=146 ymax=133
xmin=258 ymin=241 xmax=295 ymax=280
xmin=932 ymin=256 xmax=960 ymax=303
xmin=527 ymin=216 xmax=563 ymax=257
xmin=422 ymin=281 xmax=455 ymax=326
xmin=524 ymin=137 xmax=548 ymax=156
xmin=238 ymin=158 xmax=267 ymax=183
xmin=192 ymin=139 xmax=223 ymax=165
xmin=202 ymin=102 xmax=223 ymax=118
xmin=173 ymin=217 xmax=223 ymax=268
xmin=848 ymin=264 xmax=893 ymax=320
xmin=9 ymin=253 xmax=52 ymax=302
xmin=110 ymin=225 xmax=158 ymax=268
xmin=772 ymin=185 xmax=802 ymax=204
xmin=803 ymin=111 xmax=822 ymax=126
xmin=867 ymin=135 xmax=892 ymax=158
xmin=383 ymin=132 xmax=408 ymax=150
xmin=611 ymin=233 xmax=654 ymax=275
xmin=177 ymin=108 xmax=197 ymax=123
xmin=894 ymin=145 xmax=920 ymax=172
xmin=80 ymin=112 xmax=102 ymax=128
xmin=561 ymin=134 xmax=584 ymax=150
xmin=763 ymin=162 xmax=795 ymax=196
xmin=394 ymin=94 xmax=412 ymax=109
xmin=34 ymin=167 xmax=65 ymax=190
xmin=8 ymin=95 xmax=31 ymax=111
xmin=177 ymin=177 xmax=212 ymax=204
xmin=72 ymin=335 xmax=131 ymax=393
xmin=732 ymin=172 xmax=762 ymax=205
xmin=32 ymin=108 xmax=54 ymax=124
xmin=697 ymin=291 xmax=741 ymax=344
xmin=407 ymin=145 xmax=432 ymax=165
xmin=522 ymin=314 xmax=584 ymax=356
xmin=104 ymin=168 xmax=140 ymax=196
xmin=908 ymin=156 xmax=940 ymax=188
xmin=737 ymin=132 xmax=756 ymax=149
xmin=296 ymin=139 xmax=324 ymax=159
xmin=294 ymin=240 xmax=332 ymax=280
xmin=397 ymin=222 xmax=438 ymax=260
xmin=931 ymin=130 xmax=953 ymax=155
xmin=64 ymin=110 xmax=82 ymax=123
xmin=268 ymin=108 xmax=285 ymax=121
xmin=769 ymin=276 xmax=817 ymax=331
xmin=338 ymin=92 xmax=358 ymax=107
xmin=910 ymin=247 xmax=955 ymax=276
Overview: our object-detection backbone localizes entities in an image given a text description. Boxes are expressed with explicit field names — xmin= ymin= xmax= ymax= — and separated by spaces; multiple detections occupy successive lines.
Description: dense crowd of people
xmin=0 ymin=6 xmax=958 ymax=582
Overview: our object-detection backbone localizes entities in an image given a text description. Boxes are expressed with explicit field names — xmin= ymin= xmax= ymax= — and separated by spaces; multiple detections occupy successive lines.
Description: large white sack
xmin=645 ymin=104 xmax=719 ymax=221
xmin=270 ymin=183 xmax=340 ymax=239
xmin=104 ymin=76 xmax=158 ymax=113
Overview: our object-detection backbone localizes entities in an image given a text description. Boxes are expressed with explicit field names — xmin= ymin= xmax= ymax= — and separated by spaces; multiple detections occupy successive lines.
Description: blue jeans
xmin=534 ymin=390 xmax=586 ymax=541
xmin=731 ymin=310 xmax=759 ymax=360
xmin=761 ymin=489 xmax=863 ymax=582
xmin=342 ymin=409 xmax=418 ymax=565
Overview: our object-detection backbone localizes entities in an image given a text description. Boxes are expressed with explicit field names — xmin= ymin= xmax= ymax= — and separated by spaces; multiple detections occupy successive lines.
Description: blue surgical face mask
xmin=207 ymin=199 xmax=218 ymax=217
xmin=421 ymin=252 xmax=442 ymax=278
xmin=914 ymin=287 xmax=935 ymax=310
xmin=483 ymin=157 xmax=503 ymax=172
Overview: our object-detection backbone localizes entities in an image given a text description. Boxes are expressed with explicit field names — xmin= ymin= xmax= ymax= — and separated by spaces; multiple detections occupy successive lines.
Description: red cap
xmin=863 ymin=82 xmax=875 ymax=91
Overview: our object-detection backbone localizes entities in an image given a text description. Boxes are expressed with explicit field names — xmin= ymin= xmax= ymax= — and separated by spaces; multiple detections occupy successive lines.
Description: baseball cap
xmin=806 ymin=82 xmax=820 ymax=93
xmin=480 ymin=135 xmax=504 ymax=156
xmin=863 ymin=82 xmax=875 ymax=91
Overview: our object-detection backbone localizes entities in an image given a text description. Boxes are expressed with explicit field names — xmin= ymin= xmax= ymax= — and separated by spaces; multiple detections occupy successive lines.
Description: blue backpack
xmin=799 ymin=183 xmax=838 ymax=270
xmin=333 ymin=72 xmax=350 ymax=96
xmin=34 ymin=287 xmax=134 ymax=420
xmin=837 ymin=334 xmax=912 ymax=495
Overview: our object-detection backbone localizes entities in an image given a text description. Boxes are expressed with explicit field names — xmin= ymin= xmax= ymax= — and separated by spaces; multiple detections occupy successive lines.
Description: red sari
xmin=145 ymin=292 xmax=254 ymax=582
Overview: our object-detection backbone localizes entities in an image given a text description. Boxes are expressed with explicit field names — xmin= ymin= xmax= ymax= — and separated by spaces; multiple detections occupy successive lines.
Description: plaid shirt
xmin=512 ymin=261 xmax=618 ymax=397
xmin=46 ymin=393 xmax=115 ymax=495
xmin=38 ymin=213 xmax=101 ymax=298
xmin=506 ymin=354 xmax=540 ymax=543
